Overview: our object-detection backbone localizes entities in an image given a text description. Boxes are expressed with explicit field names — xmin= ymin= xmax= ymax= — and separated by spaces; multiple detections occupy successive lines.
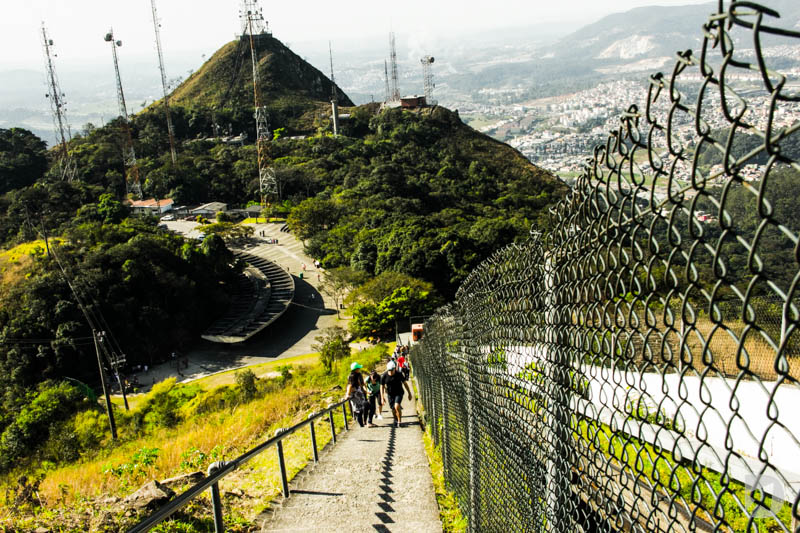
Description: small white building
xmin=128 ymin=198 xmax=174 ymax=216
xmin=191 ymin=202 xmax=228 ymax=216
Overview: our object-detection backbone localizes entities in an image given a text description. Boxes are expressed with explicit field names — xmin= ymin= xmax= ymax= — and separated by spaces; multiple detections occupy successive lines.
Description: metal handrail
xmin=128 ymin=398 xmax=351 ymax=532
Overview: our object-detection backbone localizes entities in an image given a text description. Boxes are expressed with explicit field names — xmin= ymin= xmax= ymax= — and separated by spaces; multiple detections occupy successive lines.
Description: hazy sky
xmin=1 ymin=0 xmax=714 ymax=70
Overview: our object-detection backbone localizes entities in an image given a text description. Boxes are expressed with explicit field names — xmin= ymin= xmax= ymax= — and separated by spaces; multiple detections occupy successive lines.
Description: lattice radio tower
xmin=421 ymin=55 xmax=435 ymax=104
xmin=389 ymin=32 xmax=401 ymax=101
xmin=150 ymin=0 xmax=177 ymax=165
xmin=41 ymin=24 xmax=76 ymax=182
xmin=240 ymin=0 xmax=277 ymax=209
xmin=104 ymin=30 xmax=142 ymax=198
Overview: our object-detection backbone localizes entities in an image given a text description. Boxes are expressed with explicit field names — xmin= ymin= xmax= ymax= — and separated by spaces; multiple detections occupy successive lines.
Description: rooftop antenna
xmin=329 ymin=41 xmax=339 ymax=136
xmin=421 ymin=55 xmax=435 ymax=104
xmin=41 ymin=24 xmax=76 ymax=182
xmin=240 ymin=0 xmax=277 ymax=211
xmin=384 ymin=60 xmax=391 ymax=103
xmin=389 ymin=32 xmax=400 ymax=101
xmin=104 ymin=29 xmax=142 ymax=199
xmin=150 ymin=0 xmax=177 ymax=165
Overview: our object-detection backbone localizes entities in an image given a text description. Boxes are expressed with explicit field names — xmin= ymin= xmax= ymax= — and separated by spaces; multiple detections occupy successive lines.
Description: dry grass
xmin=682 ymin=317 xmax=800 ymax=381
xmin=37 ymin=382 xmax=333 ymax=505
xmin=622 ymin=313 xmax=800 ymax=381
xmin=110 ymin=353 xmax=319 ymax=410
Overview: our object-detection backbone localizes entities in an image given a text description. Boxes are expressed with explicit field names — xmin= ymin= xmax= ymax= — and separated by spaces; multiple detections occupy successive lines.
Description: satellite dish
xmin=116 ymin=40 xmax=123 ymax=47
xmin=104 ymin=33 xmax=113 ymax=42
xmin=430 ymin=57 xmax=435 ymax=63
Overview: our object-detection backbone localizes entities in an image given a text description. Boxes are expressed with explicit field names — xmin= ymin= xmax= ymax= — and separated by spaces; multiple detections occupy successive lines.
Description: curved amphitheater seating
xmin=201 ymin=251 xmax=295 ymax=343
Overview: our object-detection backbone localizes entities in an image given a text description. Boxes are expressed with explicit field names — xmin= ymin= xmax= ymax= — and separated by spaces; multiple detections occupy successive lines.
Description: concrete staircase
xmin=201 ymin=251 xmax=295 ymax=343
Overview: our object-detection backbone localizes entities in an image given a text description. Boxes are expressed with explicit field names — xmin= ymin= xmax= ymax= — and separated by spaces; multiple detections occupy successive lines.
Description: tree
xmin=320 ymin=267 xmax=368 ymax=317
xmin=97 ymin=193 xmax=128 ymax=224
xmin=312 ymin=327 xmax=351 ymax=373
xmin=0 ymin=128 xmax=48 ymax=194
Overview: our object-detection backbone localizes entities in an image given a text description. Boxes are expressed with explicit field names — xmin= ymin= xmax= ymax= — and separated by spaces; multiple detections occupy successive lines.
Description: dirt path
xmin=259 ymin=399 xmax=442 ymax=533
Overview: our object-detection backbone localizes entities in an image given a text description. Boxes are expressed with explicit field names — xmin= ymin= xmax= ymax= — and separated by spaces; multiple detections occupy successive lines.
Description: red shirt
xmin=397 ymin=356 xmax=406 ymax=368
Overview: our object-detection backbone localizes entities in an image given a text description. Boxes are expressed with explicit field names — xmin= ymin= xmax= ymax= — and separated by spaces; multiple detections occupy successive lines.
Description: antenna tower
xmin=384 ymin=60 xmax=391 ymax=103
xmin=150 ymin=0 xmax=177 ymax=164
xmin=389 ymin=32 xmax=400 ymax=101
xmin=329 ymin=42 xmax=340 ymax=136
xmin=421 ymin=55 xmax=435 ymax=104
xmin=41 ymin=24 xmax=76 ymax=182
xmin=240 ymin=0 xmax=269 ymax=36
xmin=240 ymin=0 xmax=276 ymax=209
xmin=104 ymin=30 xmax=142 ymax=198
xmin=329 ymin=41 xmax=337 ymax=103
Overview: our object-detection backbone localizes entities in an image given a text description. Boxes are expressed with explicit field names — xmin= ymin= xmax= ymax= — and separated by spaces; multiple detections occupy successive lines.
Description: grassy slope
xmin=1 ymin=345 xmax=388 ymax=531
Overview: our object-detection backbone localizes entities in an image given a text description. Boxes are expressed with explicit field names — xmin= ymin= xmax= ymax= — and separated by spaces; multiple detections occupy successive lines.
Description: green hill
xmin=160 ymin=34 xmax=354 ymax=136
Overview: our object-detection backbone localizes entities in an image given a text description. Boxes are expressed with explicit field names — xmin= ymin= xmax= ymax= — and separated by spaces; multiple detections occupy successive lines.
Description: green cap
xmin=350 ymin=362 xmax=363 ymax=371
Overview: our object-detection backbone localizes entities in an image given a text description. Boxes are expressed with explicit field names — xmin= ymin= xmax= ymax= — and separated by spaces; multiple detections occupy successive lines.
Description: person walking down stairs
xmin=381 ymin=361 xmax=413 ymax=428
xmin=345 ymin=362 xmax=369 ymax=427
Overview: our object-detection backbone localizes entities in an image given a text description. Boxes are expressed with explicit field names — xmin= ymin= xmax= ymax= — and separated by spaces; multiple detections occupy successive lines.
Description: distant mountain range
xmin=551 ymin=0 xmax=800 ymax=69
xmin=4 ymin=0 xmax=800 ymax=145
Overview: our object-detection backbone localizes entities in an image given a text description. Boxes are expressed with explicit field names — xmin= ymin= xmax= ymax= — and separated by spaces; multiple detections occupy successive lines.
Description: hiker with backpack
xmin=381 ymin=361 xmax=413 ymax=428
xmin=365 ymin=371 xmax=383 ymax=427
xmin=346 ymin=362 xmax=369 ymax=427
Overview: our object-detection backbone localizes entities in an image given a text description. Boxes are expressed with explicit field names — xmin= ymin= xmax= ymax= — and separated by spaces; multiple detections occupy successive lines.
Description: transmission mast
xmin=389 ymin=32 xmax=401 ymax=101
xmin=329 ymin=42 xmax=340 ymax=137
xmin=384 ymin=60 xmax=391 ymax=103
xmin=41 ymin=24 xmax=76 ymax=182
xmin=421 ymin=55 xmax=435 ymax=104
xmin=150 ymin=0 xmax=177 ymax=164
xmin=104 ymin=30 xmax=142 ymax=198
xmin=240 ymin=0 xmax=277 ymax=209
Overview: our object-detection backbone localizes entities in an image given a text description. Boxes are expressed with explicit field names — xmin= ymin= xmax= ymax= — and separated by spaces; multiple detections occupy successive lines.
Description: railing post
xmin=342 ymin=401 xmax=349 ymax=430
xmin=207 ymin=461 xmax=229 ymax=533
xmin=275 ymin=428 xmax=289 ymax=498
xmin=309 ymin=413 xmax=319 ymax=463
xmin=329 ymin=408 xmax=337 ymax=443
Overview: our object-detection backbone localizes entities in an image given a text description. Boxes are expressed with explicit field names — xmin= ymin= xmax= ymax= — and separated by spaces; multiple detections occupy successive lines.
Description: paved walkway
xmin=260 ymin=400 xmax=442 ymax=533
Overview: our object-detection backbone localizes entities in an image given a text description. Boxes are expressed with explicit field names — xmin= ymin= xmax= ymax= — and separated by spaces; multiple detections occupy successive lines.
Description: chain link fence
xmin=412 ymin=2 xmax=800 ymax=531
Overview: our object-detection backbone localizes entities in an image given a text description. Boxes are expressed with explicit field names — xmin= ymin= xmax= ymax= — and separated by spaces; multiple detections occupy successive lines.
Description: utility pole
xmin=41 ymin=24 xmax=76 ymax=182
xmin=240 ymin=0 xmax=277 ymax=211
xmin=150 ymin=0 xmax=177 ymax=164
xmin=94 ymin=331 xmax=118 ymax=440
xmin=104 ymin=29 xmax=143 ymax=198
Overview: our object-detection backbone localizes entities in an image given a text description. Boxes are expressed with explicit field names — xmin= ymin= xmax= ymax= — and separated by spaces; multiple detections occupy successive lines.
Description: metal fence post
xmin=542 ymin=252 xmax=571 ymax=532
xmin=329 ymin=409 xmax=337 ymax=443
xmin=309 ymin=413 xmax=319 ymax=463
xmin=440 ymin=382 xmax=449 ymax=473
xmin=463 ymin=344 xmax=479 ymax=533
xmin=207 ymin=461 xmax=228 ymax=533
xmin=275 ymin=428 xmax=290 ymax=498
xmin=342 ymin=401 xmax=349 ymax=430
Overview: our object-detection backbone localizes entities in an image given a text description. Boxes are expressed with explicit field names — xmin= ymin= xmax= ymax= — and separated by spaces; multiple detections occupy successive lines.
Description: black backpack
xmin=351 ymin=388 xmax=367 ymax=412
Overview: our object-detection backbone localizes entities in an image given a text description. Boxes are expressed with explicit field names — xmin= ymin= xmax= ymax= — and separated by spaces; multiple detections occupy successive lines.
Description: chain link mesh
xmin=413 ymin=2 xmax=800 ymax=531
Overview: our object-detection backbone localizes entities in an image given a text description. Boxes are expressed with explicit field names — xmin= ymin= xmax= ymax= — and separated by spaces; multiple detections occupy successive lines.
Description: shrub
xmin=128 ymin=379 xmax=202 ymax=431
xmin=72 ymin=409 xmax=110 ymax=450
xmin=312 ymin=327 xmax=351 ymax=374
xmin=235 ymin=369 xmax=258 ymax=401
